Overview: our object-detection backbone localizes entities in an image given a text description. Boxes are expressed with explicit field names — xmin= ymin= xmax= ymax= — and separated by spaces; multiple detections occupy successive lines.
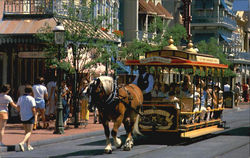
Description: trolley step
xmin=179 ymin=119 xmax=222 ymax=131
xmin=181 ymin=125 xmax=224 ymax=138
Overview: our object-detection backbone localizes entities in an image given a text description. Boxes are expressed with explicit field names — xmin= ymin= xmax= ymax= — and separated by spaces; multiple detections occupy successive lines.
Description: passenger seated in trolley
xmin=180 ymin=75 xmax=194 ymax=98
xmin=163 ymin=91 xmax=180 ymax=110
xmin=165 ymin=83 xmax=177 ymax=99
xmin=158 ymin=83 xmax=169 ymax=98
xmin=213 ymin=84 xmax=224 ymax=119
xmin=193 ymin=87 xmax=207 ymax=122
xmin=214 ymin=85 xmax=223 ymax=108
xmin=151 ymin=82 xmax=160 ymax=98
xmin=204 ymin=85 xmax=217 ymax=121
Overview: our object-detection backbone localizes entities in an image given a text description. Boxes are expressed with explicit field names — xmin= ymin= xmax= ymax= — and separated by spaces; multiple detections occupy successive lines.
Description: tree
xmin=36 ymin=1 xmax=119 ymax=76
xmin=196 ymin=37 xmax=235 ymax=77
xmin=36 ymin=0 xmax=120 ymax=127
xmin=122 ymin=16 xmax=187 ymax=60
xmin=148 ymin=16 xmax=187 ymax=49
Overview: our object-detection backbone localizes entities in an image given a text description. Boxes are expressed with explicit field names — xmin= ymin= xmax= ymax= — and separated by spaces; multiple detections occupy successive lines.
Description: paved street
xmin=1 ymin=103 xmax=249 ymax=158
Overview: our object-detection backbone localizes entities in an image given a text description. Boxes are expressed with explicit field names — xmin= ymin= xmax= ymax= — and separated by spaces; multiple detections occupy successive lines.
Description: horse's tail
xmin=133 ymin=110 xmax=143 ymax=136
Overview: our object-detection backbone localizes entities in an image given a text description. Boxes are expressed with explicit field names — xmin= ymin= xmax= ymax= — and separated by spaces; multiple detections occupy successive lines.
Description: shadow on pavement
xmin=79 ymin=139 xmax=107 ymax=146
xmin=218 ymin=126 xmax=249 ymax=137
xmin=50 ymin=149 xmax=104 ymax=157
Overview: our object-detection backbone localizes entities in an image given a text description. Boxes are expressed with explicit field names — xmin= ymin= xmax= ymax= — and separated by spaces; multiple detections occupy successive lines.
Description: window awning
xmin=0 ymin=18 xmax=119 ymax=44
xmin=0 ymin=18 xmax=56 ymax=35
xmin=220 ymin=0 xmax=235 ymax=15
xmin=0 ymin=18 xmax=56 ymax=44
xmin=219 ymin=33 xmax=232 ymax=44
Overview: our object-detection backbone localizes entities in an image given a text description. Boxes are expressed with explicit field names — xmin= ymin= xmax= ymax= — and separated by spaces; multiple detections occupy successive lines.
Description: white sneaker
xmin=27 ymin=145 xmax=34 ymax=151
xmin=19 ymin=143 xmax=25 ymax=152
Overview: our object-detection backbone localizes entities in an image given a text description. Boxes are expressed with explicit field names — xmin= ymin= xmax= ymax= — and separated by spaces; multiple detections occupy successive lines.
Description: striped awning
xmin=0 ymin=18 xmax=56 ymax=35
xmin=0 ymin=18 xmax=119 ymax=44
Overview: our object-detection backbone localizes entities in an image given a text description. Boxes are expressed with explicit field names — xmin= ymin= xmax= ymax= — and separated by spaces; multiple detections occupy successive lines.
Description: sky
xmin=233 ymin=0 xmax=249 ymax=11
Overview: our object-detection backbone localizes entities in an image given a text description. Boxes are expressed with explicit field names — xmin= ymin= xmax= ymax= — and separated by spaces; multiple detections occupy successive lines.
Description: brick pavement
xmin=3 ymin=112 xmax=103 ymax=147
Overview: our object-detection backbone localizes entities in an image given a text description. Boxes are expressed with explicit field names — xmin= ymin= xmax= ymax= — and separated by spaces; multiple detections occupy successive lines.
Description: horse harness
xmin=95 ymin=80 xmax=143 ymax=117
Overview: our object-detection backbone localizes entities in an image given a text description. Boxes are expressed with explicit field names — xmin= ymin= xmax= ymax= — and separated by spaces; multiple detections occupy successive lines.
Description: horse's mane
xmin=98 ymin=76 xmax=114 ymax=95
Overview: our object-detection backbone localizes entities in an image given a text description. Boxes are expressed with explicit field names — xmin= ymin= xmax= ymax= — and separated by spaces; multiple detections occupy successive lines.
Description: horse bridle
xmin=88 ymin=79 xmax=107 ymax=109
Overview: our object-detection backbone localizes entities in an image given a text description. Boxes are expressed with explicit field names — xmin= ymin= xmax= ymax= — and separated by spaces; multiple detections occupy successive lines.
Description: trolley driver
xmin=132 ymin=66 xmax=154 ymax=100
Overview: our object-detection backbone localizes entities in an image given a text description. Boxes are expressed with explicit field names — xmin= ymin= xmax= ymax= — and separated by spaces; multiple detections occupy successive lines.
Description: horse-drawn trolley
xmin=124 ymin=37 xmax=228 ymax=138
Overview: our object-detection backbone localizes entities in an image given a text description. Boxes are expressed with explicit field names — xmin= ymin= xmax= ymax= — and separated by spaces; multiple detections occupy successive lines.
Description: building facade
xmin=229 ymin=10 xmax=250 ymax=85
xmin=191 ymin=0 xmax=237 ymax=54
xmin=119 ymin=0 xmax=173 ymax=43
xmin=0 ymin=0 xmax=120 ymax=100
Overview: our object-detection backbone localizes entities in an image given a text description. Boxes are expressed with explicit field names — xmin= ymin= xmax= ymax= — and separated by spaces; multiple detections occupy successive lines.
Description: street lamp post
xmin=53 ymin=22 xmax=65 ymax=134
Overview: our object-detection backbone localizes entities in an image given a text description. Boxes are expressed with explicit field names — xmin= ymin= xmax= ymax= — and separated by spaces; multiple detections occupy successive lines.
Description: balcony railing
xmin=192 ymin=16 xmax=237 ymax=30
xmin=138 ymin=30 xmax=157 ymax=42
xmin=4 ymin=0 xmax=53 ymax=18
xmin=3 ymin=0 xmax=91 ymax=20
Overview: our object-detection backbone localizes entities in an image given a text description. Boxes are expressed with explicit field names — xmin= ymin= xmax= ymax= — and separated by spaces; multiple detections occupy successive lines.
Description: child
xmin=0 ymin=84 xmax=18 ymax=146
xmin=164 ymin=91 xmax=180 ymax=109
xmin=17 ymin=85 xmax=36 ymax=151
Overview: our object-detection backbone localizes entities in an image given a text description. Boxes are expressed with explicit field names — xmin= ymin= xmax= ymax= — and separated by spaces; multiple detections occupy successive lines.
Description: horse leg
xmin=123 ymin=117 xmax=134 ymax=151
xmin=103 ymin=120 xmax=112 ymax=154
xmin=111 ymin=115 xmax=123 ymax=149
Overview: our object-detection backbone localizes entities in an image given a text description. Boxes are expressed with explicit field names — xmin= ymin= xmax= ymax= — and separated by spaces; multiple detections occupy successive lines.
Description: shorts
xmin=0 ymin=112 xmax=8 ymax=120
xmin=22 ymin=116 xmax=35 ymax=124
xmin=35 ymin=98 xmax=45 ymax=109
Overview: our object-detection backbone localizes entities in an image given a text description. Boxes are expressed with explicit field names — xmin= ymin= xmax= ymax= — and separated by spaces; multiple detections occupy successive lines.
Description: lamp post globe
xmin=53 ymin=22 xmax=65 ymax=134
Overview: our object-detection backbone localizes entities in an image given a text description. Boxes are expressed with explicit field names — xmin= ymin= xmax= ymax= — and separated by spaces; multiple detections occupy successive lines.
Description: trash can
xmin=224 ymin=91 xmax=235 ymax=108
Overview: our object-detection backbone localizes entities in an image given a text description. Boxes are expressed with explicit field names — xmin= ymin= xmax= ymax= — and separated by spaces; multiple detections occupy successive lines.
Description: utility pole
xmin=181 ymin=0 xmax=192 ymax=41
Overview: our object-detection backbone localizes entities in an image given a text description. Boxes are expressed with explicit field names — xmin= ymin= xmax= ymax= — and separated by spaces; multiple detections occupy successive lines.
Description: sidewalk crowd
xmin=0 ymin=75 xmax=91 ymax=152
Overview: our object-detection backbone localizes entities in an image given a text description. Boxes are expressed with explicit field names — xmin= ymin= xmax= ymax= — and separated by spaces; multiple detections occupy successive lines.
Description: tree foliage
xmin=36 ymin=0 xmax=119 ymax=76
xmin=122 ymin=16 xmax=187 ymax=60
xmin=196 ymin=37 xmax=235 ymax=77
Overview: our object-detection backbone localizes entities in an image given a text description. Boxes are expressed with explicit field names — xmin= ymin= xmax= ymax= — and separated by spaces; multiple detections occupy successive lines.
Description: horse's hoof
xmin=115 ymin=143 xmax=122 ymax=149
xmin=123 ymin=146 xmax=131 ymax=151
xmin=114 ymin=138 xmax=122 ymax=149
xmin=104 ymin=149 xmax=112 ymax=154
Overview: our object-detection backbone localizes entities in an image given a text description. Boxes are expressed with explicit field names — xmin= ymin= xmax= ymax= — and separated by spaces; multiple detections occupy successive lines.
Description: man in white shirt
xmin=132 ymin=66 xmax=154 ymax=100
xmin=32 ymin=77 xmax=48 ymax=129
xmin=17 ymin=85 xmax=36 ymax=151
xmin=224 ymin=82 xmax=230 ymax=92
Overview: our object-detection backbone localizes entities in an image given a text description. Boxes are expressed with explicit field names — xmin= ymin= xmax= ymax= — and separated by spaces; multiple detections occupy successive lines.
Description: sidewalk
xmin=2 ymin=112 xmax=105 ymax=152
xmin=1 ymin=102 xmax=249 ymax=152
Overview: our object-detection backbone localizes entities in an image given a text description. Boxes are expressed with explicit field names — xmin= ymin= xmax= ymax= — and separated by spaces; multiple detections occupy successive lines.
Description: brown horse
xmin=87 ymin=76 xmax=143 ymax=153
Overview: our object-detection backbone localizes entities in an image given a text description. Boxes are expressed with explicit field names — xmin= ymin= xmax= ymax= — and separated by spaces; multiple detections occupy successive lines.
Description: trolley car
xmin=124 ymin=37 xmax=228 ymax=138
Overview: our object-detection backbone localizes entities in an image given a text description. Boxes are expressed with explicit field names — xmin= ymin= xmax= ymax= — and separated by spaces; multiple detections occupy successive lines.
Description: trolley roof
xmin=125 ymin=38 xmax=228 ymax=69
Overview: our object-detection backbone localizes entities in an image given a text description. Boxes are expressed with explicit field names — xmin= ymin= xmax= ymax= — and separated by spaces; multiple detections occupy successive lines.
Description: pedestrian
xmin=242 ymin=81 xmax=249 ymax=102
xmin=45 ymin=77 xmax=56 ymax=122
xmin=80 ymin=79 xmax=89 ymax=126
xmin=32 ymin=77 xmax=49 ymax=129
xmin=0 ymin=84 xmax=18 ymax=146
xmin=234 ymin=83 xmax=241 ymax=108
xmin=17 ymin=85 xmax=36 ymax=151
xmin=61 ymin=80 xmax=70 ymax=126
xmin=224 ymin=82 xmax=230 ymax=92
